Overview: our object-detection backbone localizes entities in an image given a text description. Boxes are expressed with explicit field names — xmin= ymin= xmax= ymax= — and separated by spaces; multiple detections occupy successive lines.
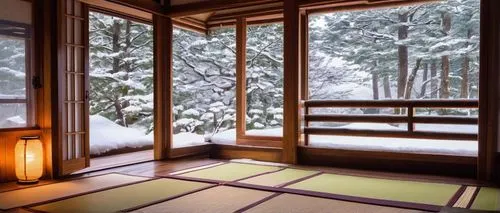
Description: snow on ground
xmin=208 ymin=129 xmax=236 ymax=144
xmin=89 ymin=115 xmax=478 ymax=157
xmin=90 ymin=115 xmax=208 ymax=155
xmin=90 ymin=115 xmax=152 ymax=155
xmin=0 ymin=116 xmax=26 ymax=128
xmin=208 ymin=123 xmax=478 ymax=157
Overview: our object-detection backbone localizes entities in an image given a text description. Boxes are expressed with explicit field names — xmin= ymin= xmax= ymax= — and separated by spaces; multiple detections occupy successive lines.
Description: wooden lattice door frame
xmin=55 ymin=0 xmax=90 ymax=176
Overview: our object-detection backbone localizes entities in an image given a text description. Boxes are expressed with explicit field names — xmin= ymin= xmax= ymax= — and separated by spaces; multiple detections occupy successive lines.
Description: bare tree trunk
xmin=405 ymin=58 xmax=422 ymax=99
xmin=419 ymin=63 xmax=428 ymax=98
xmin=397 ymin=12 xmax=409 ymax=99
xmin=430 ymin=60 xmax=438 ymax=98
xmin=440 ymin=12 xmax=451 ymax=99
xmin=460 ymin=29 xmax=472 ymax=99
xmin=440 ymin=56 xmax=450 ymax=99
xmin=111 ymin=20 xmax=121 ymax=74
xmin=383 ymin=76 xmax=391 ymax=99
xmin=123 ymin=20 xmax=132 ymax=80
xmin=461 ymin=56 xmax=469 ymax=98
xmin=114 ymin=98 xmax=127 ymax=127
xmin=372 ymin=72 xmax=379 ymax=100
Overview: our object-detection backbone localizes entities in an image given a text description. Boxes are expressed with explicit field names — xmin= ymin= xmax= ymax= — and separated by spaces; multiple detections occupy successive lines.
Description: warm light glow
xmin=15 ymin=136 xmax=43 ymax=184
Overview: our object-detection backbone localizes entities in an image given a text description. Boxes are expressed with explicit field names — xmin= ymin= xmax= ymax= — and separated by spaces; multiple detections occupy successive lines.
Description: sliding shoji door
xmin=57 ymin=0 xmax=89 ymax=175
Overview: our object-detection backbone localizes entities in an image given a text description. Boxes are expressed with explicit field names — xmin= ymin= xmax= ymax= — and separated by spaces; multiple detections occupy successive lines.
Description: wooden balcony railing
xmin=302 ymin=99 xmax=479 ymax=146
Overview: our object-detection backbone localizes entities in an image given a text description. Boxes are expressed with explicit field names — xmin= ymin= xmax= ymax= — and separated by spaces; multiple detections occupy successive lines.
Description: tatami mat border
xmin=446 ymin=186 xmax=468 ymax=207
xmin=226 ymin=182 xmax=443 ymax=212
xmin=168 ymin=162 xmax=227 ymax=176
xmin=119 ymin=184 xmax=218 ymax=212
xmin=465 ymin=187 xmax=481 ymax=209
xmin=234 ymin=192 xmax=283 ymax=213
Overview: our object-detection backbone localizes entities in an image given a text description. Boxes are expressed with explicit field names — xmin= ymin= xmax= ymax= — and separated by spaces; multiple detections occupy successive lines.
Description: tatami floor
xmin=0 ymin=157 xmax=497 ymax=213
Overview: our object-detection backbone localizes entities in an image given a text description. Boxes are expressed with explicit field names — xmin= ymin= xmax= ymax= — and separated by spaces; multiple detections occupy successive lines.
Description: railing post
xmin=304 ymin=105 xmax=309 ymax=146
xmin=407 ymin=104 xmax=414 ymax=133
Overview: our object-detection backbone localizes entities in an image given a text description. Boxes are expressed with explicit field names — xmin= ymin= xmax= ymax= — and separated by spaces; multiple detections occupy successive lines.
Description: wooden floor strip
xmin=447 ymin=186 xmax=467 ymax=207
xmin=452 ymin=186 xmax=478 ymax=208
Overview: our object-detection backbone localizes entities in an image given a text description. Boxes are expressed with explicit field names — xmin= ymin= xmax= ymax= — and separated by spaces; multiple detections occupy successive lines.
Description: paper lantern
xmin=15 ymin=136 xmax=43 ymax=184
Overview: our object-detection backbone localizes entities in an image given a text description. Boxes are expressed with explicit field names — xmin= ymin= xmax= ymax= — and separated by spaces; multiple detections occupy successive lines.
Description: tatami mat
xmin=31 ymin=178 xmax=212 ymax=213
xmin=178 ymin=162 xmax=281 ymax=181
xmin=285 ymin=173 xmax=461 ymax=206
xmin=3 ymin=162 xmax=493 ymax=213
xmin=238 ymin=168 xmax=318 ymax=187
xmin=132 ymin=186 xmax=274 ymax=213
xmin=0 ymin=173 xmax=148 ymax=210
xmin=470 ymin=187 xmax=500 ymax=211
xmin=244 ymin=193 xmax=425 ymax=213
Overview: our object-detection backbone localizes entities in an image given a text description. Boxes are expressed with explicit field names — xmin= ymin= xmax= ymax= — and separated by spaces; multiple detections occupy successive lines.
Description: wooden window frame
xmin=0 ymin=0 xmax=36 ymax=130
xmin=236 ymin=17 xmax=283 ymax=148
xmin=298 ymin=0 xmax=498 ymax=180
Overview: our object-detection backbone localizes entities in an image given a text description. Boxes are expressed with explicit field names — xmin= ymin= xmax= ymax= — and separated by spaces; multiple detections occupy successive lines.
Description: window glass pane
xmin=245 ymin=23 xmax=284 ymax=137
xmin=0 ymin=0 xmax=32 ymax=128
xmin=306 ymin=0 xmax=480 ymax=156
xmin=89 ymin=12 xmax=154 ymax=157
xmin=173 ymin=27 xmax=236 ymax=147
xmin=0 ymin=103 xmax=26 ymax=128
xmin=309 ymin=0 xmax=480 ymax=101
xmin=0 ymin=37 xmax=26 ymax=98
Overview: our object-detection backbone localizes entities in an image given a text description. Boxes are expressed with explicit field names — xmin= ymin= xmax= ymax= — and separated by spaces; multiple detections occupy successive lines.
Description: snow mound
xmin=90 ymin=115 xmax=152 ymax=155
xmin=171 ymin=132 xmax=208 ymax=148
xmin=0 ymin=116 xmax=26 ymax=128
xmin=90 ymin=115 xmax=208 ymax=155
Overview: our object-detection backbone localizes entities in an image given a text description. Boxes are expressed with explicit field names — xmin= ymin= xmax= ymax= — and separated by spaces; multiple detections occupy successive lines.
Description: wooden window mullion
xmin=236 ymin=17 xmax=247 ymax=142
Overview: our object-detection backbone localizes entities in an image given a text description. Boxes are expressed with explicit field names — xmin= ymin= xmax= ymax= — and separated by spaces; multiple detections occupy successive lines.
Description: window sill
xmin=0 ymin=126 xmax=40 ymax=133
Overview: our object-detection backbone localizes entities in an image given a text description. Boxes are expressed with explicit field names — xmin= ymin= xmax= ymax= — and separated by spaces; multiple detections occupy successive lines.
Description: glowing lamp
xmin=15 ymin=136 xmax=43 ymax=184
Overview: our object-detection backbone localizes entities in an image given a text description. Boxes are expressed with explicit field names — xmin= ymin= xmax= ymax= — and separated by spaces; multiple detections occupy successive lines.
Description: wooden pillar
xmin=282 ymin=0 xmax=300 ymax=164
xmin=33 ymin=0 xmax=55 ymax=179
xmin=300 ymin=12 xmax=309 ymax=101
xmin=153 ymin=14 xmax=173 ymax=160
xmin=299 ymin=12 xmax=308 ymax=147
xmin=236 ymin=17 xmax=247 ymax=141
xmin=478 ymin=0 xmax=500 ymax=181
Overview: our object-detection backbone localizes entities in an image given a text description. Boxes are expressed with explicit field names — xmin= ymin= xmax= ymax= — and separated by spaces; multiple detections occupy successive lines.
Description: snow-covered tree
xmin=89 ymin=12 xmax=154 ymax=133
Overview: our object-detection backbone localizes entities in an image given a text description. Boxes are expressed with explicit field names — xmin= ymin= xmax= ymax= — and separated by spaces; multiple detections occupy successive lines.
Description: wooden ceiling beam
xmin=301 ymin=0 xmax=439 ymax=14
xmin=105 ymin=0 xmax=165 ymax=15
xmin=167 ymin=0 xmax=281 ymax=17
xmin=208 ymin=5 xmax=283 ymax=22
xmin=172 ymin=17 xmax=207 ymax=34
xmin=299 ymin=0 xmax=366 ymax=8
